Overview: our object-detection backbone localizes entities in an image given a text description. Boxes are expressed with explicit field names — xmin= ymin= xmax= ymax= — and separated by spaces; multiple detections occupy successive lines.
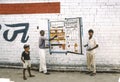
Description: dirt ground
xmin=0 ymin=68 xmax=119 ymax=82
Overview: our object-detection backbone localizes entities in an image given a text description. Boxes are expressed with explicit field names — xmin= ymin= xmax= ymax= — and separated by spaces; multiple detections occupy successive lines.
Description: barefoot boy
xmin=21 ymin=44 xmax=35 ymax=80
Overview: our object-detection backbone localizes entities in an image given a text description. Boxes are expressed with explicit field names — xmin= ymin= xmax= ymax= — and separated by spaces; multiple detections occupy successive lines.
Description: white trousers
xmin=86 ymin=51 xmax=96 ymax=73
xmin=39 ymin=49 xmax=47 ymax=73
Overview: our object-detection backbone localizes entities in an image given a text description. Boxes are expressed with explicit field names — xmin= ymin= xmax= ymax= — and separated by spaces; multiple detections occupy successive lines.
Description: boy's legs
xmin=27 ymin=60 xmax=35 ymax=77
xmin=86 ymin=52 xmax=92 ymax=73
xmin=23 ymin=69 xmax=27 ymax=80
xmin=27 ymin=67 xmax=35 ymax=77
xmin=23 ymin=62 xmax=27 ymax=80
xmin=39 ymin=49 xmax=47 ymax=73
xmin=28 ymin=67 xmax=31 ymax=76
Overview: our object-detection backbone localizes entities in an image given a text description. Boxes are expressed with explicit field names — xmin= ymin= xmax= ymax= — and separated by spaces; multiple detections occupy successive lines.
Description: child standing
xmin=21 ymin=44 xmax=35 ymax=80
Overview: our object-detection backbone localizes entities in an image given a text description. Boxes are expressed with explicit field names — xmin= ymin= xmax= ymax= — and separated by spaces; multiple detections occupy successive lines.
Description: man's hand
xmin=87 ymin=48 xmax=93 ymax=51
xmin=54 ymin=35 xmax=57 ymax=38
xmin=87 ymin=45 xmax=98 ymax=51
xmin=49 ymin=35 xmax=57 ymax=41
xmin=21 ymin=57 xmax=25 ymax=63
xmin=84 ymin=44 xmax=88 ymax=47
xmin=23 ymin=60 xmax=25 ymax=63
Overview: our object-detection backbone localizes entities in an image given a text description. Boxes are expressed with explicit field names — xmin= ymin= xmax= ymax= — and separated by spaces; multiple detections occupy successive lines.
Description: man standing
xmin=39 ymin=30 xmax=57 ymax=75
xmin=84 ymin=29 xmax=99 ymax=76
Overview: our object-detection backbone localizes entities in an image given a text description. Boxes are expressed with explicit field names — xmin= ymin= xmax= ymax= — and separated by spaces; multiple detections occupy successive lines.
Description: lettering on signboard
xmin=3 ymin=23 xmax=29 ymax=43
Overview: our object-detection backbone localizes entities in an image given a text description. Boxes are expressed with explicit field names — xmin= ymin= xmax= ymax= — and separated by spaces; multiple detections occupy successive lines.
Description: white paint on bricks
xmin=0 ymin=0 xmax=120 ymax=71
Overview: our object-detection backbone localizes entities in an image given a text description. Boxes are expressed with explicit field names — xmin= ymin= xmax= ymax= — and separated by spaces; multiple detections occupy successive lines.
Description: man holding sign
xmin=84 ymin=29 xmax=99 ymax=76
xmin=39 ymin=30 xmax=57 ymax=75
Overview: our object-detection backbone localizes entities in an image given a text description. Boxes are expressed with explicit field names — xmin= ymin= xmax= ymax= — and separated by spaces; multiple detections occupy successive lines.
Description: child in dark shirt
xmin=21 ymin=44 xmax=35 ymax=80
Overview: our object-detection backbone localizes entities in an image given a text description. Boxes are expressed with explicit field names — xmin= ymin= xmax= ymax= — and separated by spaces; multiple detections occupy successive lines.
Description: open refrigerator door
xmin=65 ymin=17 xmax=83 ymax=54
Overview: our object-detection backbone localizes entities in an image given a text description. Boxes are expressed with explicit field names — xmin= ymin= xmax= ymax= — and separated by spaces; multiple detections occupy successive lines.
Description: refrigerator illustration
xmin=48 ymin=17 xmax=83 ymax=55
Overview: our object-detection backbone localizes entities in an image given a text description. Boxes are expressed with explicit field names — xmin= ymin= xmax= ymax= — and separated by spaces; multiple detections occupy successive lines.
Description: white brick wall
xmin=0 ymin=0 xmax=120 ymax=71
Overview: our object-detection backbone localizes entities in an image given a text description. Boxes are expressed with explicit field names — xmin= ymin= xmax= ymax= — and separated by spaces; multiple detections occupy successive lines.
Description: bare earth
xmin=0 ymin=68 xmax=119 ymax=82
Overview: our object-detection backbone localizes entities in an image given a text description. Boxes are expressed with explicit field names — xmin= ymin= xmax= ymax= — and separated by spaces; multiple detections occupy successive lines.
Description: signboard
xmin=48 ymin=21 xmax=66 ymax=53
xmin=48 ymin=17 xmax=83 ymax=54
xmin=65 ymin=18 xmax=83 ymax=54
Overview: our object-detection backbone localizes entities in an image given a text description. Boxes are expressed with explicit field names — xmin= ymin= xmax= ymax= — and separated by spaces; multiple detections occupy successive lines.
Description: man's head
xmin=40 ymin=30 xmax=45 ymax=36
xmin=88 ymin=29 xmax=94 ymax=37
xmin=23 ymin=44 xmax=30 ymax=51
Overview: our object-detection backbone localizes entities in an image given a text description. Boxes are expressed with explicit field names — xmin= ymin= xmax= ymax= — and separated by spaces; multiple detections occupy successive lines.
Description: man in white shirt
xmin=84 ymin=29 xmax=99 ymax=76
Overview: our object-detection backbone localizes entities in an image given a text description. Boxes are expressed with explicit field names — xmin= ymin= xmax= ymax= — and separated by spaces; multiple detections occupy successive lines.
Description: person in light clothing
xmin=84 ymin=29 xmax=99 ymax=76
xmin=39 ymin=30 xmax=57 ymax=75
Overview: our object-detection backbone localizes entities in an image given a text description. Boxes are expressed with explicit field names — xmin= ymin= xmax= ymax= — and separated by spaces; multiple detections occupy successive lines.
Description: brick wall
xmin=0 ymin=0 xmax=120 ymax=72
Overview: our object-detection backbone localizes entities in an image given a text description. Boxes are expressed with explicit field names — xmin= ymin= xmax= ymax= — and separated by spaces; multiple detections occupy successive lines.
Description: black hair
xmin=40 ymin=30 xmax=45 ymax=36
xmin=40 ymin=30 xmax=45 ymax=34
xmin=88 ymin=29 xmax=94 ymax=33
xmin=23 ymin=44 xmax=30 ymax=49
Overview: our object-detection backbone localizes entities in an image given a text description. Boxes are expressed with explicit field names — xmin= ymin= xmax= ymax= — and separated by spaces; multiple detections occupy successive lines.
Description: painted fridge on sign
xmin=48 ymin=17 xmax=83 ymax=55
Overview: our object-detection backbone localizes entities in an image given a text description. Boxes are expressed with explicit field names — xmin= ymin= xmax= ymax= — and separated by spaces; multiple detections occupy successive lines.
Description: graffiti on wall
xmin=1 ymin=23 xmax=29 ymax=43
